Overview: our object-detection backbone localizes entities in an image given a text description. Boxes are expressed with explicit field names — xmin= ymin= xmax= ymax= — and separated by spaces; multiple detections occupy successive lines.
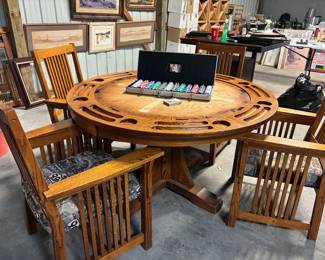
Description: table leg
xmin=153 ymin=147 xmax=223 ymax=214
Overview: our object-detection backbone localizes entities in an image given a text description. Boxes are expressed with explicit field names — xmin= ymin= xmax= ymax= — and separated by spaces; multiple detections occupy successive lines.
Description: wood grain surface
xmin=67 ymin=72 xmax=278 ymax=147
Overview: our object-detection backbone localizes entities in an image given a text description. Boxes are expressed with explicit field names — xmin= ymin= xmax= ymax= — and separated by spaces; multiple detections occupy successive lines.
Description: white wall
xmin=15 ymin=0 xmax=155 ymax=78
xmin=262 ymin=0 xmax=325 ymax=21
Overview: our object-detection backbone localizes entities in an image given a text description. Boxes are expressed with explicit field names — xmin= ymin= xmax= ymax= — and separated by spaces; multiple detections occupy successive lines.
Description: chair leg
xmin=141 ymin=162 xmax=153 ymax=250
xmin=130 ymin=143 xmax=136 ymax=151
xmin=231 ymin=141 xmax=242 ymax=181
xmin=308 ymin=189 xmax=325 ymax=240
xmin=208 ymin=143 xmax=217 ymax=166
xmin=46 ymin=203 xmax=67 ymax=260
xmin=228 ymin=141 xmax=248 ymax=227
xmin=25 ymin=199 xmax=37 ymax=235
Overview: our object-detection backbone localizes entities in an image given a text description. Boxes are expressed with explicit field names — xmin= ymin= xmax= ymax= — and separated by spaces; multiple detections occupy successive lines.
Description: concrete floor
xmin=0 ymin=65 xmax=325 ymax=259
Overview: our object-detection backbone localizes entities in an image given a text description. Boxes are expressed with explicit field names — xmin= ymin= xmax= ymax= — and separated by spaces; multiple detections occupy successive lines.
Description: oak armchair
xmin=0 ymin=104 xmax=164 ymax=259
xmin=228 ymin=102 xmax=325 ymax=240
xmin=196 ymin=43 xmax=247 ymax=165
xmin=32 ymin=44 xmax=83 ymax=123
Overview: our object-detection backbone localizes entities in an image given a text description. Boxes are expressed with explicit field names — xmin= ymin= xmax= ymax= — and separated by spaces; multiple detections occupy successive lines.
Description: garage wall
xmin=262 ymin=0 xmax=325 ymax=21
xmin=17 ymin=0 xmax=155 ymax=78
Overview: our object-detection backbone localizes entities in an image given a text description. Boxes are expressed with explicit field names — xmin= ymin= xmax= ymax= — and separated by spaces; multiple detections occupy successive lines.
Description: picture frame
xmin=9 ymin=57 xmax=45 ymax=108
xmin=89 ymin=23 xmax=115 ymax=53
xmin=126 ymin=0 xmax=156 ymax=11
xmin=24 ymin=24 xmax=88 ymax=54
xmin=116 ymin=21 xmax=155 ymax=48
xmin=71 ymin=0 xmax=124 ymax=20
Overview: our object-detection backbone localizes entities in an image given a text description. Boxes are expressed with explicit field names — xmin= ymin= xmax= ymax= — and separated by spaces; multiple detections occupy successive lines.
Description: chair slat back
xmin=306 ymin=100 xmax=325 ymax=144
xmin=33 ymin=44 xmax=83 ymax=99
xmin=0 ymin=104 xmax=47 ymax=199
xmin=196 ymin=43 xmax=246 ymax=78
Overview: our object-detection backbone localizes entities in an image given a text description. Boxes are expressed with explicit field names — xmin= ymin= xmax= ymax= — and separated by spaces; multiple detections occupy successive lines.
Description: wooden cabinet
xmin=198 ymin=0 xmax=229 ymax=31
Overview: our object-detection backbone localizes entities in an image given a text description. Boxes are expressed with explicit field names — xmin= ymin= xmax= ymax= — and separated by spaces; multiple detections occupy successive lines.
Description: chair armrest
xmin=272 ymin=107 xmax=317 ymax=126
xmin=26 ymin=119 xmax=79 ymax=149
xmin=44 ymin=98 xmax=68 ymax=110
xmin=44 ymin=147 xmax=165 ymax=201
xmin=240 ymin=133 xmax=325 ymax=158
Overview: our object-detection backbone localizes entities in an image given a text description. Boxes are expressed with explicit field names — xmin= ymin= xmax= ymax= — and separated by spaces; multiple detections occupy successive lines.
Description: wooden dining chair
xmin=32 ymin=43 xmax=83 ymax=123
xmin=196 ymin=43 xmax=247 ymax=165
xmin=33 ymin=44 xmax=136 ymax=151
xmin=0 ymin=103 xmax=164 ymax=259
xmin=228 ymin=101 xmax=325 ymax=240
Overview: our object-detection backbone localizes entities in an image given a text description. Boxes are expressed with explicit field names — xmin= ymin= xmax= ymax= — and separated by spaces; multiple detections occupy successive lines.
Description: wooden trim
xmin=240 ymin=133 xmax=325 ymax=158
xmin=44 ymin=99 xmax=68 ymax=110
xmin=272 ymin=107 xmax=317 ymax=125
xmin=238 ymin=211 xmax=310 ymax=230
xmin=100 ymin=234 xmax=144 ymax=260
xmin=155 ymin=0 xmax=167 ymax=51
xmin=26 ymin=119 xmax=78 ymax=148
xmin=126 ymin=0 xmax=157 ymax=11
xmin=44 ymin=148 xmax=164 ymax=200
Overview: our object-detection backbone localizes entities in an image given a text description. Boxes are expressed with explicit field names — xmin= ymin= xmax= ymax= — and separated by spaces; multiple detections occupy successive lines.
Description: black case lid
xmin=137 ymin=51 xmax=217 ymax=85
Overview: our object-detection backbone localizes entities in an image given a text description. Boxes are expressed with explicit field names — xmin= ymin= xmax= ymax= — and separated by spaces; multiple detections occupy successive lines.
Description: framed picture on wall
xmin=24 ymin=24 xmax=88 ymax=53
xmin=70 ymin=0 xmax=123 ymax=20
xmin=89 ymin=23 xmax=115 ymax=53
xmin=116 ymin=21 xmax=155 ymax=48
xmin=126 ymin=0 xmax=156 ymax=11
xmin=9 ymin=57 xmax=45 ymax=108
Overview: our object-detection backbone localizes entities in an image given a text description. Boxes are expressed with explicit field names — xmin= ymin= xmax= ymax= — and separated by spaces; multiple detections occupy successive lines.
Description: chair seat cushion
xmin=244 ymin=149 xmax=323 ymax=188
xmin=23 ymin=151 xmax=141 ymax=233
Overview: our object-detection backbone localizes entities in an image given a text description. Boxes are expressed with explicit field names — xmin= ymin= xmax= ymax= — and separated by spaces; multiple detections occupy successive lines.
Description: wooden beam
xmin=3 ymin=0 xmax=28 ymax=57
xmin=155 ymin=0 xmax=168 ymax=51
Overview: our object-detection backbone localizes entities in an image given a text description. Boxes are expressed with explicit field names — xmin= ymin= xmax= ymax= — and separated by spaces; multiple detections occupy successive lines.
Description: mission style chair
xmin=228 ymin=100 xmax=325 ymax=240
xmin=32 ymin=43 xmax=83 ymax=123
xmin=0 ymin=103 xmax=164 ymax=259
xmin=33 ymin=43 xmax=136 ymax=150
xmin=196 ymin=43 xmax=247 ymax=165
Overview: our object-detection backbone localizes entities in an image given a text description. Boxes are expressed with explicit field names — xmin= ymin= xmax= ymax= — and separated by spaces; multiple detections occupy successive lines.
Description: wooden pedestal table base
xmin=152 ymin=147 xmax=223 ymax=213
xmin=67 ymin=72 xmax=278 ymax=215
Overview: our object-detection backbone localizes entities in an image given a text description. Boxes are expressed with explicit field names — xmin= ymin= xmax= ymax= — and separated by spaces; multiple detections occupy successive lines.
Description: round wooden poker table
xmin=67 ymin=71 xmax=278 ymax=213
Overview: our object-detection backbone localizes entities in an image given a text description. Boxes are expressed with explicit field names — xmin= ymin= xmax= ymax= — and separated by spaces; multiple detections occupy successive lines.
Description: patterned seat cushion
xmin=244 ymin=149 xmax=323 ymax=188
xmin=23 ymin=151 xmax=141 ymax=233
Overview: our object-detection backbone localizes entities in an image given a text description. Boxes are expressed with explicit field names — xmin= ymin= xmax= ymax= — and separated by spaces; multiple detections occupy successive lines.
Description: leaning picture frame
xmin=9 ymin=57 xmax=45 ymax=108
xmin=71 ymin=0 xmax=124 ymax=20
xmin=89 ymin=23 xmax=116 ymax=53
xmin=24 ymin=24 xmax=88 ymax=53
xmin=116 ymin=21 xmax=155 ymax=48
xmin=126 ymin=0 xmax=156 ymax=11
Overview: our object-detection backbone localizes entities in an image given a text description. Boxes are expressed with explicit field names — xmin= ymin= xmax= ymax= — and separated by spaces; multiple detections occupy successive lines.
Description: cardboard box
xmin=168 ymin=0 xmax=194 ymax=14
xmin=168 ymin=13 xmax=191 ymax=29
xmin=166 ymin=41 xmax=191 ymax=53
xmin=167 ymin=27 xmax=188 ymax=43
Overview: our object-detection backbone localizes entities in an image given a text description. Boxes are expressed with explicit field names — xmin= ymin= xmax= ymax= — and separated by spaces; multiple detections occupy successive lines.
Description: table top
xmin=67 ymin=71 xmax=278 ymax=147
xmin=181 ymin=35 xmax=289 ymax=53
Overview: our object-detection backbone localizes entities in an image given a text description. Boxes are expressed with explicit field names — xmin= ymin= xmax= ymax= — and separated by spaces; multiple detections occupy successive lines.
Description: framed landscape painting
xmin=71 ymin=0 xmax=123 ymax=20
xmin=126 ymin=0 xmax=156 ymax=11
xmin=116 ymin=21 xmax=155 ymax=48
xmin=24 ymin=24 xmax=88 ymax=53
xmin=89 ymin=23 xmax=115 ymax=53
